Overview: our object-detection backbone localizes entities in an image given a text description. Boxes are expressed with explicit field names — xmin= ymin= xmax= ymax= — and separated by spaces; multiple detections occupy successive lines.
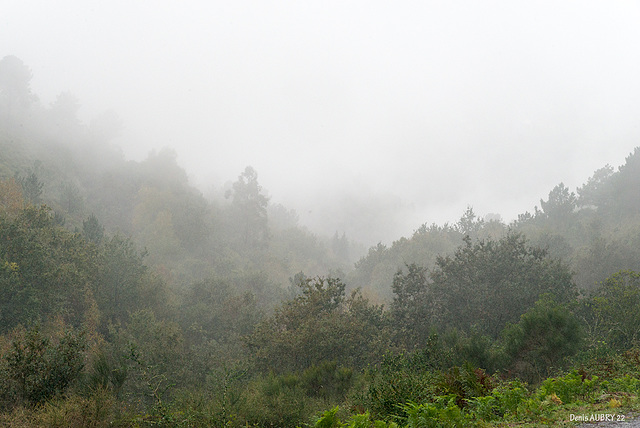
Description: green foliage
xmin=391 ymin=264 xmax=432 ymax=350
xmin=8 ymin=56 xmax=640 ymax=427
xmin=402 ymin=397 xmax=468 ymax=428
xmin=110 ymin=309 xmax=185 ymax=400
xmin=85 ymin=350 xmax=128 ymax=399
xmin=240 ymin=372 xmax=310 ymax=427
xmin=425 ymin=329 xmax=503 ymax=374
xmin=436 ymin=363 xmax=496 ymax=409
xmin=502 ymin=296 xmax=583 ymax=383
xmin=58 ymin=180 xmax=83 ymax=214
xmin=301 ymin=361 xmax=354 ymax=401
xmin=0 ymin=205 xmax=96 ymax=331
xmin=430 ymin=232 xmax=576 ymax=339
xmin=312 ymin=406 xmax=399 ymax=428
xmin=603 ymin=375 xmax=640 ymax=394
xmin=466 ymin=394 xmax=499 ymax=421
xmin=314 ymin=405 xmax=342 ymax=428
xmin=16 ymin=168 xmax=44 ymax=205
xmin=82 ymin=213 xmax=104 ymax=244
xmin=603 ymin=147 xmax=640 ymax=216
xmin=2 ymin=325 xmax=86 ymax=406
xmin=363 ymin=352 xmax=439 ymax=421
xmin=482 ymin=380 xmax=528 ymax=419
xmin=406 ymin=331 xmax=498 ymax=374
xmin=0 ymin=203 xmax=167 ymax=337
xmin=363 ymin=333 xmax=500 ymax=422
xmin=590 ymin=270 xmax=640 ymax=348
xmin=350 ymin=225 xmax=464 ymax=301
xmin=46 ymin=390 xmax=117 ymax=427
xmin=246 ymin=276 xmax=389 ymax=373
xmin=180 ymin=277 xmax=261 ymax=344
xmin=455 ymin=206 xmax=484 ymax=237
xmin=94 ymin=235 xmax=165 ymax=329
xmin=538 ymin=370 xmax=599 ymax=404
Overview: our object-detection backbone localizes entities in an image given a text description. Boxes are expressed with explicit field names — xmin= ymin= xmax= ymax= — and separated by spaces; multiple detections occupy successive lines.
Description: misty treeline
xmin=2 ymin=55 xmax=640 ymax=426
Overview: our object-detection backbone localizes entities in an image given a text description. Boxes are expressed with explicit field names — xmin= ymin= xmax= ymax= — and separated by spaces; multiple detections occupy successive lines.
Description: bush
xmin=591 ymin=270 xmax=640 ymax=349
xmin=362 ymin=353 xmax=438 ymax=421
xmin=467 ymin=395 xmax=499 ymax=422
xmin=3 ymin=325 xmax=86 ymax=406
xmin=84 ymin=350 xmax=127 ymax=399
xmin=29 ymin=389 xmax=116 ymax=428
xmin=313 ymin=405 xmax=341 ymax=428
xmin=402 ymin=396 xmax=469 ymax=428
xmin=503 ymin=296 xmax=583 ymax=383
xmin=488 ymin=380 xmax=528 ymax=419
xmin=313 ymin=406 xmax=399 ymax=428
xmin=538 ymin=370 xmax=599 ymax=404
xmin=436 ymin=363 xmax=495 ymax=408
xmin=603 ymin=375 xmax=640 ymax=394
xmin=239 ymin=372 xmax=311 ymax=427
xmin=301 ymin=361 xmax=354 ymax=401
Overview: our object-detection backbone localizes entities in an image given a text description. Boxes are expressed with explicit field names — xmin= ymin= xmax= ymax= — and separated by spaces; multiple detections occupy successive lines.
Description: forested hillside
xmin=2 ymin=56 xmax=640 ymax=427
xmin=349 ymin=148 xmax=640 ymax=299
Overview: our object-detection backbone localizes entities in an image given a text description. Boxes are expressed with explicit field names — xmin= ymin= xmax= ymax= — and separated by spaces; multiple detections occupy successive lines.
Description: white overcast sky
xmin=3 ymin=1 xmax=640 ymax=243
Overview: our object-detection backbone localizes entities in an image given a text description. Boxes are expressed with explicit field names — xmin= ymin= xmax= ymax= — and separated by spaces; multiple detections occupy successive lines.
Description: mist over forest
xmin=6 ymin=2 xmax=640 ymax=245
xmin=3 ymin=2 xmax=640 ymax=426
xmin=2 ymin=51 xmax=640 ymax=426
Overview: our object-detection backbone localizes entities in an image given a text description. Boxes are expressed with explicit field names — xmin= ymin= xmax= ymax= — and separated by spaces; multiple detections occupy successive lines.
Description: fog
xmin=4 ymin=1 xmax=640 ymax=244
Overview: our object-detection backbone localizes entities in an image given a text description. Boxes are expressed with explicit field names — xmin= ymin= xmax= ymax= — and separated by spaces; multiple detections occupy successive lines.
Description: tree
xmin=245 ymin=277 xmax=388 ymax=373
xmin=93 ymin=235 xmax=158 ymax=328
xmin=179 ymin=277 xmax=261 ymax=350
xmin=391 ymin=263 xmax=433 ymax=350
xmin=539 ymin=183 xmax=576 ymax=225
xmin=83 ymin=213 xmax=104 ymax=245
xmin=0 ymin=55 xmax=33 ymax=126
xmin=502 ymin=296 xmax=582 ymax=383
xmin=4 ymin=325 xmax=86 ymax=405
xmin=574 ymin=238 xmax=640 ymax=291
xmin=429 ymin=232 xmax=576 ymax=338
xmin=608 ymin=147 xmax=640 ymax=216
xmin=60 ymin=180 xmax=83 ymax=214
xmin=577 ymin=165 xmax=614 ymax=209
xmin=455 ymin=206 xmax=484 ymax=237
xmin=15 ymin=167 xmax=44 ymax=205
xmin=108 ymin=309 xmax=186 ymax=402
xmin=591 ymin=270 xmax=640 ymax=349
xmin=0 ymin=205 xmax=96 ymax=332
xmin=225 ymin=166 xmax=269 ymax=249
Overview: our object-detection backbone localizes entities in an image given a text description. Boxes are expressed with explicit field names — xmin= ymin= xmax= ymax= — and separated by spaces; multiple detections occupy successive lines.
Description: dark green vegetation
xmin=2 ymin=55 xmax=640 ymax=426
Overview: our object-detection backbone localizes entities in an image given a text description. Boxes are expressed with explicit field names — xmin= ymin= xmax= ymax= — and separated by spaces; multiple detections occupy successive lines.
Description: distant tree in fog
xmin=226 ymin=166 xmax=270 ymax=249
xmin=539 ymin=183 xmax=576 ymax=224
xmin=455 ymin=206 xmax=483 ymax=237
xmin=49 ymin=91 xmax=81 ymax=134
xmin=0 ymin=55 xmax=34 ymax=126
xmin=83 ymin=213 xmax=104 ymax=245
xmin=15 ymin=167 xmax=44 ymax=205
xmin=577 ymin=165 xmax=614 ymax=209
